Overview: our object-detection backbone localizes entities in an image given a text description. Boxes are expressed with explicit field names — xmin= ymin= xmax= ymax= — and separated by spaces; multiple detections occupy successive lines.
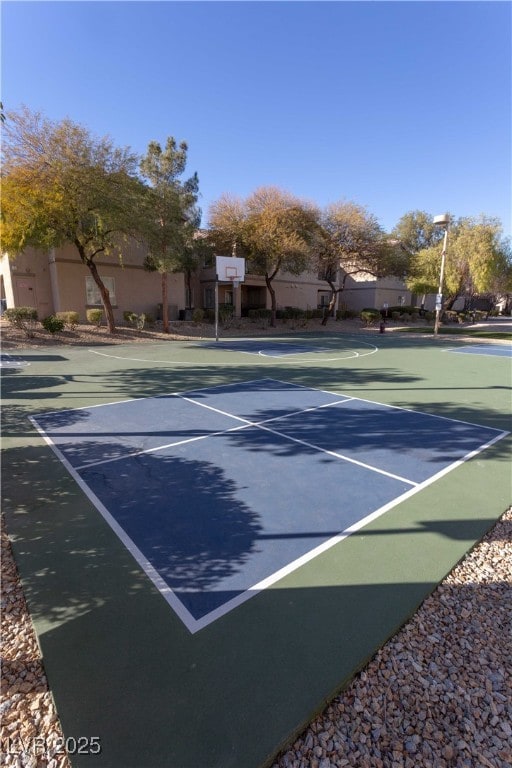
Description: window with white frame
xmin=86 ymin=276 xmax=116 ymax=306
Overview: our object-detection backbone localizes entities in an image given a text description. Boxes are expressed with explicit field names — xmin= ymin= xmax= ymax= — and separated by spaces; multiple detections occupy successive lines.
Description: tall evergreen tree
xmin=139 ymin=138 xmax=200 ymax=332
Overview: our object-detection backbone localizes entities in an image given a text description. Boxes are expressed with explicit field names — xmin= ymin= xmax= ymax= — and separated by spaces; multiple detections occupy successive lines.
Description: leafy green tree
xmin=208 ymin=187 xmax=319 ymax=326
xmin=485 ymin=253 xmax=512 ymax=312
xmin=1 ymin=107 xmax=142 ymax=333
xmin=206 ymin=194 xmax=247 ymax=257
xmin=392 ymin=210 xmax=444 ymax=254
xmin=317 ymin=201 xmax=408 ymax=324
xmin=139 ymin=138 xmax=201 ymax=332
xmin=406 ymin=215 xmax=511 ymax=311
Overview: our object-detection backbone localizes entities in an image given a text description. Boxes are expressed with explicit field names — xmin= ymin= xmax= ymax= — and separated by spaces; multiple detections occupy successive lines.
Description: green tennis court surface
xmin=2 ymin=332 xmax=511 ymax=767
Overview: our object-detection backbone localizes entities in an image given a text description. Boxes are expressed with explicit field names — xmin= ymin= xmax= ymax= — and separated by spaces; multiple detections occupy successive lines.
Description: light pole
xmin=433 ymin=214 xmax=450 ymax=336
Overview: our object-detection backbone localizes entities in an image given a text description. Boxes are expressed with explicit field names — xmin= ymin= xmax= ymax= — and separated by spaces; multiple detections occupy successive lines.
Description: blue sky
xmin=2 ymin=1 xmax=511 ymax=237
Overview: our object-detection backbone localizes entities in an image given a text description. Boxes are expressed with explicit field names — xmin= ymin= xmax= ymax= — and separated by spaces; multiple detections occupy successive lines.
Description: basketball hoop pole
xmin=215 ymin=273 xmax=219 ymax=342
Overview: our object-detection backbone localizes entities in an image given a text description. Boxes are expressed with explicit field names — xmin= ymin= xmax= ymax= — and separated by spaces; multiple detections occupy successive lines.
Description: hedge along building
xmin=0 ymin=239 xmax=187 ymax=324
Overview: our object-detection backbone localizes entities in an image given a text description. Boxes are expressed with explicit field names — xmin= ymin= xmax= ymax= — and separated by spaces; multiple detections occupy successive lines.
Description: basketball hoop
xmin=214 ymin=255 xmax=245 ymax=342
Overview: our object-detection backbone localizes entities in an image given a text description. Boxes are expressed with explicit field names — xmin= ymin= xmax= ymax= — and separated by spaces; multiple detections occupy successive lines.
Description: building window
xmin=86 ymin=276 xmax=116 ymax=306
xmin=204 ymin=287 xmax=214 ymax=309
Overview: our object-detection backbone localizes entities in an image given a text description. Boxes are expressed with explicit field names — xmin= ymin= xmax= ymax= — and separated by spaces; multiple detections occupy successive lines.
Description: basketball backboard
xmin=215 ymin=255 xmax=246 ymax=283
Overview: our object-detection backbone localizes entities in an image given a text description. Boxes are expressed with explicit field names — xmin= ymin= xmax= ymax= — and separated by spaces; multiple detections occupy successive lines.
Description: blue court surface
xmin=31 ymin=378 xmax=507 ymax=634
xmin=445 ymin=343 xmax=512 ymax=358
xmin=0 ymin=352 xmax=30 ymax=368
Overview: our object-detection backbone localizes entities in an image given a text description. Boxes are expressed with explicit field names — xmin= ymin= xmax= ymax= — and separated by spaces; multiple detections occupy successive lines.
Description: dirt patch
xmin=0 ymin=317 xmax=370 ymax=350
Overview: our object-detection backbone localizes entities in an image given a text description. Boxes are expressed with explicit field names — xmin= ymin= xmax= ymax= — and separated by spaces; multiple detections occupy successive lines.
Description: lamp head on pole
xmin=433 ymin=214 xmax=450 ymax=228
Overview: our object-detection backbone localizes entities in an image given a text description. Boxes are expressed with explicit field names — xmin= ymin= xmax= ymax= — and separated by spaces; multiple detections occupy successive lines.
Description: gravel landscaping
xmin=271 ymin=507 xmax=512 ymax=768
xmin=1 ymin=318 xmax=510 ymax=768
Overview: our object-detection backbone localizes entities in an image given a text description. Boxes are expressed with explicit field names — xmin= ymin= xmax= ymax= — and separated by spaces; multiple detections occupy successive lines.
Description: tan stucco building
xmin=1 ymin=241 xmax=412 ymax=322
xmin=1 ymin=241 xmax=186 ymax=324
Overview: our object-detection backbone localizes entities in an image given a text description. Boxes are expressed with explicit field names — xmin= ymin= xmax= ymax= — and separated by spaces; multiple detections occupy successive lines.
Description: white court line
xmin=257 ymin=339 xmax=379 ymax=362
xmin=34 ymin=377 xmax=280 ymax=418
xmin=0 ymin=353 xmax=30 ymax=369
xmin=74 ymin=422 xmax=252 ymax=471
xmin=255 ymin=422 xmax=418 ymax=486
xmin=72 ymin=393 xmax=355 ymax=471
xmin=87 ymin=337 xmax=379 ymax=365
xmin=443 ymin=345 xmax=512 ymax=358
xmin=88 ymin=349 xmax=211 ymax=365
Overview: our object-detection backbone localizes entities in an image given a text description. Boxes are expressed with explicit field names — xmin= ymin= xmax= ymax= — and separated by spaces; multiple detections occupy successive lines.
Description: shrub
xmin=123 ymin=311 xmax=138 ymax=325
xmin=192 ymin=308 xmax=204 ymax=324
xmin=248 ymin=308 xmax=271 ymax=322
xmin=86 ymin=308 xmax=103 ymax=327
xmin=123 ymin=311 xmax=148 ymax=329
xmin=219 ymin=305 xmax=234 ymax=325
xmin=360 ymin=308 xmax=380 ymax=326
xmin=387 ymin=305 xmax=416 ymax=315
xmin=283 ymin=306 xmax=305 ymax=320
xmin=56 ymin=311 xmax=79 ymax=330
xmin=41 ymin=315 xmax=65 ymax=334
xmin=286 ymin=307 xmax=308 ymax=327
xmin=4 ymin=307 xmax=38 ymax=337
xmin=248 ymin=308 xmax=271 ymax=327
xmin=336 ymin=309 xmax=358 ymax=320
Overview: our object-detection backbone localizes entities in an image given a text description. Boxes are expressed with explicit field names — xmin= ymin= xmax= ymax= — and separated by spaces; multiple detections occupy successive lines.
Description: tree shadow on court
xmin=100 ymin=362 xmax=510 ymax=429
xmin=2 ymin=441 xmax=264 ymax=625
xmin=99 ymin=363 xmax=423 ymax=401
xmin=222 ymin=399 xmax=511 ymax=467
xmin=2 ymin=372 xmax=71 ymax=399
xmin=82 ymin=451 xmax=265 ymax=617
xmin=1 ymin=372 xmax=82 ymax=440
